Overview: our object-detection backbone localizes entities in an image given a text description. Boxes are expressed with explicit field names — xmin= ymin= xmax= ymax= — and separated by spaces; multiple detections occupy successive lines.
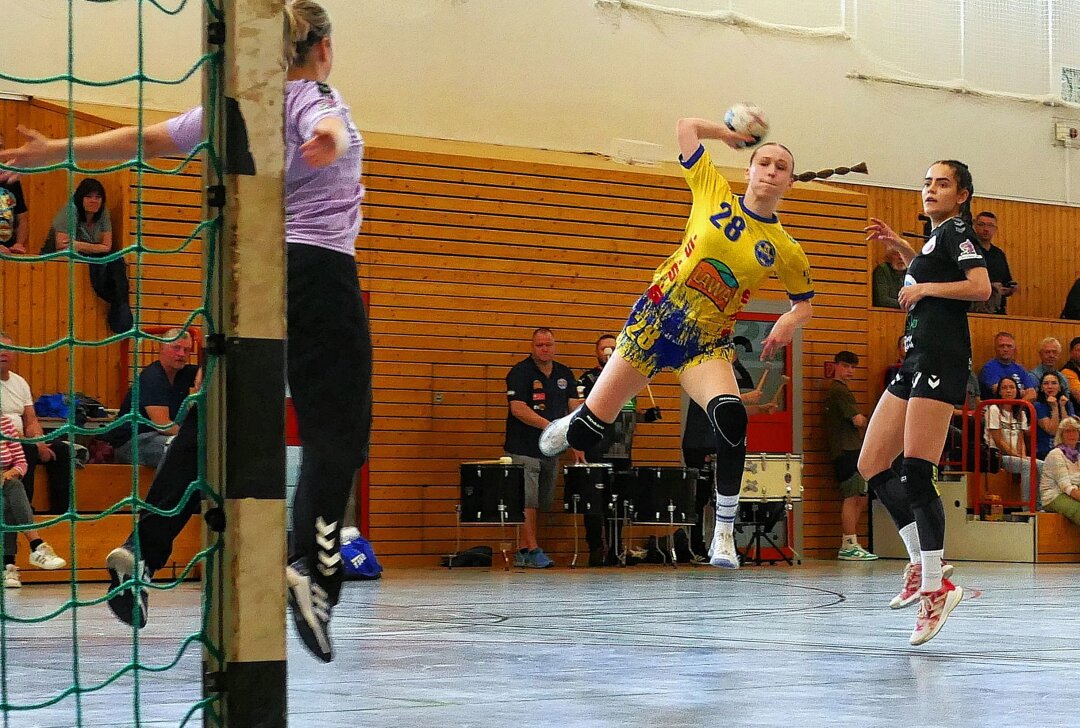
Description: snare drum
xmin=632 ymin=466 xmax=699 ymax=524
xmin=459 ymin=461 xmax=526 ymax=523
xmin=740 ymin=453 xmax=803 ymax=502
xmin=562 ymin=463 xmax=613 ymax=514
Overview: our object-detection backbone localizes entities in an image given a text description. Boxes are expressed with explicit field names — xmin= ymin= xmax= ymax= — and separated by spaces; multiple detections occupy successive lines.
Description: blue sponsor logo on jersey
xmin=754 ymin=239 xmax=776 ymax=267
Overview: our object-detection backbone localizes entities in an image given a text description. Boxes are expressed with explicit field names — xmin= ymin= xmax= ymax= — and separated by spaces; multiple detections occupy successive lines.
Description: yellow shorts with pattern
xmin=615 ymin=293 xmax=737 ymax=378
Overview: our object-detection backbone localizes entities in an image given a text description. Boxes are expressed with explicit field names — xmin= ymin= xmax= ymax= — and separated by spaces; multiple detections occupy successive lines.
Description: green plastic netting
xmin=1 ymin=1 xmax=222 ymax=725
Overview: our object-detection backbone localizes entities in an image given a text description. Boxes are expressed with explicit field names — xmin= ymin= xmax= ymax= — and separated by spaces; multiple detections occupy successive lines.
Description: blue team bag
xmin=340 ymin=528 xmax=383 ymax=580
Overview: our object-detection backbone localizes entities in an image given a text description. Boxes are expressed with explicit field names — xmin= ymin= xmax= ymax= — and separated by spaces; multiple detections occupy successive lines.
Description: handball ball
xmin=724 ymin=103 xmax=769 ymax=148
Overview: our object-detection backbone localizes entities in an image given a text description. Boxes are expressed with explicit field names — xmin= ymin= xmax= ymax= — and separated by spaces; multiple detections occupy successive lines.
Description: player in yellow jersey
xmin=541 ymin=116 xmax=815 ymax=569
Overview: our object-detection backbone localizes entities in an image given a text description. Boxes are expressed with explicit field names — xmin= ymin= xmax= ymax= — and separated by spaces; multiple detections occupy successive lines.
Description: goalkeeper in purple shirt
xmin=1 ymin=0 xmax=366 ymax=662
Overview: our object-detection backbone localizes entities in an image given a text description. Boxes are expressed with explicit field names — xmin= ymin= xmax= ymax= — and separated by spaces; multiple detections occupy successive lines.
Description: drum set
xmin=452 ymin=453 xmax=803 ymax=569
xmin=562 ymin=463 xmax=699 ymax=568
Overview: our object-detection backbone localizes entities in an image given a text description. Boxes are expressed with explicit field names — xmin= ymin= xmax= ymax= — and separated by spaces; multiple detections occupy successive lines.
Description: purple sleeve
xmin=292 ymin=86 xmax=345 ymax=141
xmin=164 ymin=107 xmax=204 ymax=155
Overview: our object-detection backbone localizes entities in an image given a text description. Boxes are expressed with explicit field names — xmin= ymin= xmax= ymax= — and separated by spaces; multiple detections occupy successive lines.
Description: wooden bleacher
xmin=17 ymin=464 xmax=203 ymax=583
xmin=1029 ymin=511 xmax=1080 ymax=562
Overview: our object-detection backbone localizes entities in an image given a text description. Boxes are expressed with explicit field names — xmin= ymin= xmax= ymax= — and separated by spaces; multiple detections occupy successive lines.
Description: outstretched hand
xmin=300 ymin=127 xmax=341 ymax=168
xmin=864 ymin=217 xmax=913 ymax=254
xmin=0 ymin=125 xmax=52 ymax=180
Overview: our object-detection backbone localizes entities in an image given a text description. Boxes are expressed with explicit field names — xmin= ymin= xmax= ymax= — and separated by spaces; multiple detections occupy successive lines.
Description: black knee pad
xmin=868 ymin=470 xmax=914 ymax=529
xmin=706 ymin=394 xmax=747 ymax=450
xmin=706 ymin=394 xmax=747 ymax=496
xmin=899 ymin=457 xmax=939 ymax=509
xmin=566 ymin=404 xmax=609 ymax=451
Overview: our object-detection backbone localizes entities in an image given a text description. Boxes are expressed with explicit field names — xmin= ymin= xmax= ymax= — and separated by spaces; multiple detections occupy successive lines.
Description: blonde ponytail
xmin=284 ymin=0 xmax=332 ymax=67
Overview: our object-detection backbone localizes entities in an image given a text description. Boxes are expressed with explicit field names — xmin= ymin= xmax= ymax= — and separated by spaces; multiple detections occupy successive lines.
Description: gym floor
xmin=2 ymin=559 xmax=1077 ymax=727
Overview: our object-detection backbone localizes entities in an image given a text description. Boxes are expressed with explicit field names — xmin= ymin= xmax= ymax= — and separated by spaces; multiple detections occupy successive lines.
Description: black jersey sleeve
xmin=505 ymin=361 xmax=530 ymax=404
xmin=941 ymin=218 xmax=986 ymax=272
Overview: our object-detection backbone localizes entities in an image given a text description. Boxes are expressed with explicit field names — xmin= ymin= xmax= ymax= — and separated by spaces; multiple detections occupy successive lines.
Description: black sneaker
xmin=286 ymin=558 xmax=334 ymax=662
xmin=106 ymin=546 xmax=151 ymax=628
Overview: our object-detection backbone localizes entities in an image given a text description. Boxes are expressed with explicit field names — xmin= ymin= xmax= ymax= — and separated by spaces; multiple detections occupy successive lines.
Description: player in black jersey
xmin=860 ymin=160 xmax=991 ymax=646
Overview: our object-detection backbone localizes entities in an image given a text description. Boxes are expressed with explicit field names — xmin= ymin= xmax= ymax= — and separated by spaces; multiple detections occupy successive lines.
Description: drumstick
xmin=753 ymin=369 xmax=769 ymax=395
xmin=769 ymin=375 xmax=790 ymax=407
xmin=644 ymin=383 xmax=659 ymax=409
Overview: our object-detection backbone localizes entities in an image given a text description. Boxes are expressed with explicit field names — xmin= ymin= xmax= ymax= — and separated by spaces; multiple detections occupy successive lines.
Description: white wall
xmin=4 ymin=0 xmax=1079 ymax=204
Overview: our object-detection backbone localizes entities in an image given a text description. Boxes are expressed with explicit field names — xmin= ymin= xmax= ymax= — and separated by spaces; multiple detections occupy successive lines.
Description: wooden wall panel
xmin=359 ymin=145 xmax=870 ymax=562
xmin=838 ymin=181 xmax=1080 ymax=320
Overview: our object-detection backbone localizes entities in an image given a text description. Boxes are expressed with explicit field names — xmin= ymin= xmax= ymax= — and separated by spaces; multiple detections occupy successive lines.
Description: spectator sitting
xmin=978 ymin=331 xmax=1036 ymax=401
xmin=46 ymin=178 xmax=132 ymax=334
xmin=1061 ymin=278 xmax=1080 ymax=320
xmin=872 ymin=249 xmax=906 ymax=309
xmin=984 ymin=376 xmax=1033 ymax=504
xmin=1038 ymin=417 xmax=1080 ymax=525
xmin=0 ymin=133 xmax=29 ymax=254
xmin=44 ymin=178 xmax=112 ymax=255
xmin=1062 ymin=336 xmax=1080 ymax=409
xmin=0 ymin=332 xmax=77 ymax=514
xmin=3 ymin=415 xmax=67 ymax=588
xmin=1029 ymin=336 xmax=1070 ymax=400
xmin=1033 ymin=373 xmax=1076 ymax=461
xmin=102 ymin=330 xmax=198 ymax=469
xmin=968 ymin=211 xmax=1016 ymax=315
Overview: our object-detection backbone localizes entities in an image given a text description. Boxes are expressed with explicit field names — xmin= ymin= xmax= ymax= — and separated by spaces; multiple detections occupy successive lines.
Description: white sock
xmin=898 ymin=522 xmax=921 ymax=565
xmin=842 ymin=534 xmax=858 ymax=547
xmin=714 ymin=494 xmax=739 ymax=535
xmin=920 ymin=549 xmax=944 ymax=592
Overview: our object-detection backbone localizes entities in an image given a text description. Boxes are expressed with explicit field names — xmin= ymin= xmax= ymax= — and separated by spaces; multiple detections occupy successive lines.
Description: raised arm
xmin=675 ymin=117 xmax=754 ymax=161
xmin=865 ymin=217 xmax=917 ymax=266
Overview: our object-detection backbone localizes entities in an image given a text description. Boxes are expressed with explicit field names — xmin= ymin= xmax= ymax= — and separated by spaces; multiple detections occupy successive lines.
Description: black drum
xmin=631 ymin=466 xmax=699 ymax=524
xmin=459 ymin=462 xmax=526 ymax=524
xmin=562 ymin=463 xmax=613 ymax=514
xmin=610 ymin=468 xmax=641 ymax=518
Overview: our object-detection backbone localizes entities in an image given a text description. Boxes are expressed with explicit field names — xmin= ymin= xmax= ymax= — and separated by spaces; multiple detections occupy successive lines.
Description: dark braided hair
xmin=933 ymin=159 xmax=974 ymax=225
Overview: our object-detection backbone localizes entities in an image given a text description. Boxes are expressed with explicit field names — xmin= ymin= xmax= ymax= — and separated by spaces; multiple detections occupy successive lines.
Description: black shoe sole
xmin=106 ymin=567 xmax=147 ymax=629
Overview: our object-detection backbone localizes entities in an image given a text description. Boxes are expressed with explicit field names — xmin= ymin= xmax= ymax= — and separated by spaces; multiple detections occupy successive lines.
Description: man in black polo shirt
xmin=970 ymin=211 xmax=1016 ymax=315
xmin=504 ymin=327 xmax=579 ymax=568
xmin=105 ymin=329 xmax=199 ymax=468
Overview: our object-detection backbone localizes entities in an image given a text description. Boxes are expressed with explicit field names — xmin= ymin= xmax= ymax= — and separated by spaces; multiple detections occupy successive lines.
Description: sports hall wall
xmin=4 ymin=1 xmax=1079 ymax=203
xmin=3 ymin=98 xmax=1078 ymax=563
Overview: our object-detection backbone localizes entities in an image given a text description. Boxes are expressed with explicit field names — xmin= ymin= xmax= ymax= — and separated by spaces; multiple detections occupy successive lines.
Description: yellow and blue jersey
xmin=616 ymin=145 xmax=814 ymax=376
